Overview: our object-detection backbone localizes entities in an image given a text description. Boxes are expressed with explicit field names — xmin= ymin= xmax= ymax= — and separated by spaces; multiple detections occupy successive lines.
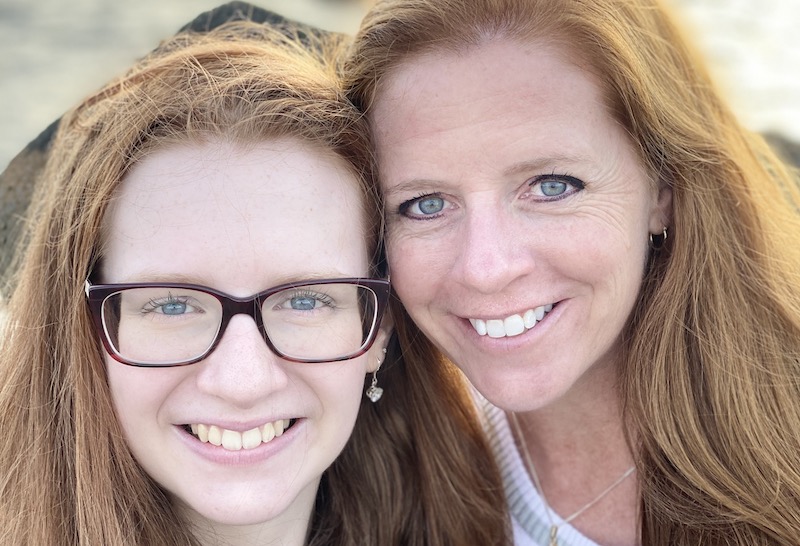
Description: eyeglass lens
xmin=99 ymin=283 xmax=378 ymax=365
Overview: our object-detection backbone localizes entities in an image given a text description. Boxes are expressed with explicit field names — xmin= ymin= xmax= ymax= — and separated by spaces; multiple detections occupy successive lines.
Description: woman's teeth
xmin=188 ymin=419 xmax=293 ymax=451
xmin=469 ymin=303 xmax=554 ymax=338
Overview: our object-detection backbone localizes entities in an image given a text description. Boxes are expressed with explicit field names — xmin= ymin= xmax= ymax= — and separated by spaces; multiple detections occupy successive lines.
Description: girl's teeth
xmin=208 ymin=425 xmax=222 ymax=446
xmin=189 ymin=420 xmax=291 ymax=451
xmin=241 ymin=428 xmax=262 ymax=450
xmin=261 ymin=422 xmax=276 ymax=442
xmin=197 ymin=423 xmax=209 ymax=442
xmin=221 ymin=429 xmax=242 ymax=450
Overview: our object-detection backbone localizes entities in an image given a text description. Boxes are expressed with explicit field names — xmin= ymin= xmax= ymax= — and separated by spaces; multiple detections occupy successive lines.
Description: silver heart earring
xmin=365 ymin=348 xmax=387 ymax=403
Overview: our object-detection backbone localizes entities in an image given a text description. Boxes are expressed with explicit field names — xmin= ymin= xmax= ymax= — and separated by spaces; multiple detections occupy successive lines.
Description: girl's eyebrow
xmin=111 ymin=272 xmax=203 ymax=285
xmin=112 ymin=270 xmax=356 ymax=287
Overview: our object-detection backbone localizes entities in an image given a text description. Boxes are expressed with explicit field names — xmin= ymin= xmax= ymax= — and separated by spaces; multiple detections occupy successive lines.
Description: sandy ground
xmin=0 ymin=0 xmax=798 ymax=170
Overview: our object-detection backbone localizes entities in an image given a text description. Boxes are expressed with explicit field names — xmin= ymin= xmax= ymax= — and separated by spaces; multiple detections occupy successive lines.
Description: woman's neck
xmin=511 ymin=356 xmax=640 ymax=545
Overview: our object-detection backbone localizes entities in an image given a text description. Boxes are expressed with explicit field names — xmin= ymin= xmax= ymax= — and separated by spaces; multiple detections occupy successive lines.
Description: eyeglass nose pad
xmin=215 ymin=298 xmax=280 ymax=355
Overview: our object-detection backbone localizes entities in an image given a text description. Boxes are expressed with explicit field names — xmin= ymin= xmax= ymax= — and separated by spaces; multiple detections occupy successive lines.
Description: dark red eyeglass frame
xmin=84 ymin=277 xmax=391 ymax=367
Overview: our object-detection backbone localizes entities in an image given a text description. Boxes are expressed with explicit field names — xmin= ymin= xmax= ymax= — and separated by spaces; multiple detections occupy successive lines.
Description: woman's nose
xmin=451 ymin=207 xmax=536 ymax=294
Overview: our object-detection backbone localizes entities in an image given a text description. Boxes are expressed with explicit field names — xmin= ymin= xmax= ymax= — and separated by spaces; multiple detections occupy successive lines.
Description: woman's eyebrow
xmin=502 ymin=154 xmax=592 ymax=177
xmin=382 ymin=178 xmax=446 ymax=197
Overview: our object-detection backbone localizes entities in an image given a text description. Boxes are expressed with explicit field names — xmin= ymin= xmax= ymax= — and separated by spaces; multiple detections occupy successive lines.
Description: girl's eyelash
xmin=143 ymin=294 xmax=186 ymax=312
xmin=290 ymin=289 xmax=334 ymax=307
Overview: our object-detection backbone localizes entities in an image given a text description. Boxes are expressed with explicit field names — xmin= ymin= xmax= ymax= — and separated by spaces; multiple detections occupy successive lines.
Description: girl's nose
xmin=194 ymin=314 xmax=290 ymax=408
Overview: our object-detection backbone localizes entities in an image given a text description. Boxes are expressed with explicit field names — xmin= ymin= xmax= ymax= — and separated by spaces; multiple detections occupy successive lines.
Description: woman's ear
xmin=649 ymin=182 xmax=673 ymax=233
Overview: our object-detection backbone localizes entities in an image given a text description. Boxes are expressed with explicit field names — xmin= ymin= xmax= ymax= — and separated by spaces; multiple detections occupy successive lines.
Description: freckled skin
xmin=372 ymin=39 xmax=671 ymax=411
xmin=103 ymin=137 xmax=388 ymax=535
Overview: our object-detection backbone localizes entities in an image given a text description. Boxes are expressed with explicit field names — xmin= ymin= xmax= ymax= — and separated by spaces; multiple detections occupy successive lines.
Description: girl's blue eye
xmin=280 ymin=290 xmax=334 ymax=312
xmin=161 ymin=301 xmax=187 ymax=315
xmin=290 ymin=296 xmax=319 ymax=310
xmin=143 ymin=295 xmax=198 ymax=316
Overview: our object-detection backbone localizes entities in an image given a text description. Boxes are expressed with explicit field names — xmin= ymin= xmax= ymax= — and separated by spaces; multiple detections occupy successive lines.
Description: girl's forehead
xmin=101 ymin=137 xmax=371 ymax=288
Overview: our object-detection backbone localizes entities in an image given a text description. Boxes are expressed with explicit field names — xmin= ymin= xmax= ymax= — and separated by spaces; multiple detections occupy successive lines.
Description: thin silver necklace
xmin=509 ymin=412 xmax=636 ymax=546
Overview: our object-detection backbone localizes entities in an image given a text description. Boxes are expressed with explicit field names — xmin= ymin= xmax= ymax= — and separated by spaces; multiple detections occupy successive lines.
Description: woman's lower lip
xmin=175 ymin=419 xmax=303 ymax=465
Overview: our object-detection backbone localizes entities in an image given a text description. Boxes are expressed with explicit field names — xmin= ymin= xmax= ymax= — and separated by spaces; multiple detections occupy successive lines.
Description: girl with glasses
xmin=0 ymin=9 xmax=509 ymax=545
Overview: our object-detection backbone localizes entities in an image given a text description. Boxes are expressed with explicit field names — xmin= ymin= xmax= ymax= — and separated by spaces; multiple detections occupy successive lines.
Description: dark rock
xmin=0 ymin=3 xmax=327 ymax=280
xmin=765 ymin=132 xmax=800 ymax=167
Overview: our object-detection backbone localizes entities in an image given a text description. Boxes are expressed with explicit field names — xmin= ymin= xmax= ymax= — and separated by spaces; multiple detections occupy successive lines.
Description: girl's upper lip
xmin=175 ymin=416 xmax=300 ymax=431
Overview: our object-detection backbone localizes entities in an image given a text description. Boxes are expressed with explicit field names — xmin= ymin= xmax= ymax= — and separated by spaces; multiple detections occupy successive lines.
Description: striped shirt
xmin=477 ymin=395 xmax=601 ymax=546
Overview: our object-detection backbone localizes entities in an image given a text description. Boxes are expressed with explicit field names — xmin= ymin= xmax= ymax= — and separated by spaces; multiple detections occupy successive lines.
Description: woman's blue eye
xmin=540 ymin=180 xmax=567 ymax=196
xmin=416 ymin=196 xmax=445 ymax=215
xmin=399 ymin=194 xmax=448 ymax=218
xmin=529 ymin=174 xmax=584 ymax=200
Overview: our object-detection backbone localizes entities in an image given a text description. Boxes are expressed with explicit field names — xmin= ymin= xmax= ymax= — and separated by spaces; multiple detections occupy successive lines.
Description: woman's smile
xmin=372 ymin=38 xmax=670 ymax=409
xmin=467 ymin=302 xmax=556 ymax=338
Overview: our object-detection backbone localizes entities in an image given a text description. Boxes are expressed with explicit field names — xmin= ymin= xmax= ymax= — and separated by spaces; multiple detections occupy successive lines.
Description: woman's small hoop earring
xmin=365 ymin=348 xmax=387 ymax=403
xmin=649 ymin=226 xmax=668 ymax=250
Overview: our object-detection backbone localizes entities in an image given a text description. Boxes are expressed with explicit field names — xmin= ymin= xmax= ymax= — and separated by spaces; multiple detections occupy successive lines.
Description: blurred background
xmin=0 ymin=0 xmax=799 ymax=172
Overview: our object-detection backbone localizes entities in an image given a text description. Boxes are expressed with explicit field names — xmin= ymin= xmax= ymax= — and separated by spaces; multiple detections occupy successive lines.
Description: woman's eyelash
xmin=529 ymin=172 xmax=585 ymax=189
xmin=526 ymin=172 xmax=586 ymax=200
xmin=395 ymin=173 xmax=583 ymax=217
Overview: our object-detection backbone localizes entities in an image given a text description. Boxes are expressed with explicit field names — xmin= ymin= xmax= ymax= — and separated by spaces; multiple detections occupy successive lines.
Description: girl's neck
xmin=191 ymin=519 xmax=310 ymax=546
xmin=181 ymin=493 xmax=315 ymax=546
